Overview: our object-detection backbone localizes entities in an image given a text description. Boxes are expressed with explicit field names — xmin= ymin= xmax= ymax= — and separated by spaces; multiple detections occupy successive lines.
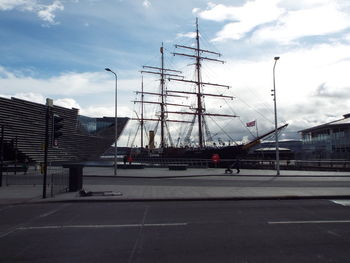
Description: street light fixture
xmin=272 ymin=57 xmax=280 ymax=175
xmin=105 ymin=68 xmax=118 ymax=176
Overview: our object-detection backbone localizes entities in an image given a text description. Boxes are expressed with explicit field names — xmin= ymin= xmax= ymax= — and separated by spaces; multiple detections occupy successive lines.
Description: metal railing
xmin=132 ymin=157 xmax=350 ymax=171
xmin=133 ymin=157 xmax=210 ymax=168
xmin=5 ymin=165 xmax=69 ymax=197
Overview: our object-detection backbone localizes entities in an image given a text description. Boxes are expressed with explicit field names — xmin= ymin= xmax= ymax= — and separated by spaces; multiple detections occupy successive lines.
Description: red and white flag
xmin=246 ymin=120 xmax=256 ymax=127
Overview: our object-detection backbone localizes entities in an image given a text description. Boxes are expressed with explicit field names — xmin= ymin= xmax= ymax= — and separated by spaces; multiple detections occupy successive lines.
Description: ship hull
xmin=136 ymin=145 xmax=247 ymax=160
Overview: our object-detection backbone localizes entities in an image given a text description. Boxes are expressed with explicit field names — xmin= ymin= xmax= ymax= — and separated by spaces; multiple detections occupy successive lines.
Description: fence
xmin=133 ymin=157 xmax=211 ymax=168
xmin=132 ymin=157 xmax=350 ymax=171
xmin=293 ymin=160 xmax=350 ymax=171
xmin=4 ymin=165 xmax=69 ymax=197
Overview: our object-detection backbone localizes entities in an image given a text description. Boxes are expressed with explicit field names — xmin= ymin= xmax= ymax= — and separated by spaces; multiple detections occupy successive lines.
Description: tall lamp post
xmin=272 ymin=57 xmax=280 ymax=175
xmin=105 ymin=68 xmax=118 ymax=176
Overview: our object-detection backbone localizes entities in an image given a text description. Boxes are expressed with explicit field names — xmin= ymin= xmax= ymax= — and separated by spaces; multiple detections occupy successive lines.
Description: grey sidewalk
xmin=83 ymin=166 xmax=350 ymax=177
xmin=0 ymin=185 xmax=42 ymax=205
xmin=1 ymin=168 xmax=350 ymax=204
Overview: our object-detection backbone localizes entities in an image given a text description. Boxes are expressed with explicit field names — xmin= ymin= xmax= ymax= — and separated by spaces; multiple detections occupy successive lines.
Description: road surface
xmin=1 ymin=199 xmax=350 ymax=262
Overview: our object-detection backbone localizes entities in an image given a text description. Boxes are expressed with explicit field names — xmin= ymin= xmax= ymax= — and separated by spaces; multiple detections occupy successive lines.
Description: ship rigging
xmin=133 ymin=18 xmax=237 ymax=149
xmin=130 ymin=18 xmax=288 ymax=158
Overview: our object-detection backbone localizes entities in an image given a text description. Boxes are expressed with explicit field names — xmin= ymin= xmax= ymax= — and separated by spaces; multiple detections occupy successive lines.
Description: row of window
xmin=302 ymin=128 xmax=348 ymax=142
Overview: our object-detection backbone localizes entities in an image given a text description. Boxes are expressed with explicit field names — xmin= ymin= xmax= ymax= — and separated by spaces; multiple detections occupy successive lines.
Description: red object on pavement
xmin=211 ymin=154 xmax=220 ymax=163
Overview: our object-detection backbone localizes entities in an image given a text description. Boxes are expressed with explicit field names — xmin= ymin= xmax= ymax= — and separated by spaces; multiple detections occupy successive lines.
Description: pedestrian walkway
xmin=0 ymin=185 xmax=42 ymax=205
xmin=83 ymin=167 xmax=350 ymax=178
xmin=1 ymin=167 xmax=350 ymax=205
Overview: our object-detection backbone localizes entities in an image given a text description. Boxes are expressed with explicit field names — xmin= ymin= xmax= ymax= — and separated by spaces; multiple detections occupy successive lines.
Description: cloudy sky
xmin=1 ymin=0 xmax=350 ymax=146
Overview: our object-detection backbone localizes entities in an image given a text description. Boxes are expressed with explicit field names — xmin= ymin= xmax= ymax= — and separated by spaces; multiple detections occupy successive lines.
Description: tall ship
xmin=131 ymin=19 xmax=287 ymax=159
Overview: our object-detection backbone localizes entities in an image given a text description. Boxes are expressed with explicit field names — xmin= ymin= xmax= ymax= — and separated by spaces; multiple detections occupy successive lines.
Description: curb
xmin=83 ymin=174 xmax=350 ymax=179
xmin=28 ymin=194 xmax=350 ymax=204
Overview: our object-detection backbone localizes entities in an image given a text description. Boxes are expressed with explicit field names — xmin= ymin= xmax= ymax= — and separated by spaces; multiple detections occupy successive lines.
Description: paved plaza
xmin=1 ymin=167 xmax=350 ymax=204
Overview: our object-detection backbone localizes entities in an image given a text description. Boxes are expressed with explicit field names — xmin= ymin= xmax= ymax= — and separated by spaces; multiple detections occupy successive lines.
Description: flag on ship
xmin=246 ymin=120 xmax=256 ymax=127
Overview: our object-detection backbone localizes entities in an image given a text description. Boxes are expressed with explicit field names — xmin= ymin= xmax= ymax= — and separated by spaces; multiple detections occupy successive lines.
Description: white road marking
xmin=38 ymin=205 xmax=68 ymax=218
xmin=0 ymin=229 xmax=19 ymax=239
xmin=128 ymin=206 xmax=149 ymax=263
xmin=1 ymin=204 xmax=71 ymax=239
xmin=327 ymin=230 xmax=342 ymax=237
xmin=330 ymin=200 xmax=350 ymax=206
xmin=17 ymin=223 xmax=188 ymax=230
xmin=269 ymin=220 xmax=350 ymax=225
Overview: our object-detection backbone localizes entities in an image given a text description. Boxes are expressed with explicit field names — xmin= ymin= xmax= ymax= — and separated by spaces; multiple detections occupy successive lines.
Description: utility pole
xmin=14 ymin=136 xmax=17 ymax=175
xmin=43 ymin=99 xmax=52 ymax=198
xmin=272 ymin=56 xmax=280 ymax=176
xmin=104 ymin=68 xmax=118 ymax=176
xmin=0 ymin=125 xmax=3 ymax=187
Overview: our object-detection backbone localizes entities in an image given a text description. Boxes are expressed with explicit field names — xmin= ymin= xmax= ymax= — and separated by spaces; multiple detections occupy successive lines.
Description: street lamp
xmin=272 ymin=56 xmax=280 ymax=175
xmin=105 ymin=68 xmax=118 ymax=176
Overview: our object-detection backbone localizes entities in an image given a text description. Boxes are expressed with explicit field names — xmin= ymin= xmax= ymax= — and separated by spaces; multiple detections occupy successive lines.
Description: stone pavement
xmin=1 ymin=167 xmax=350 ymax=205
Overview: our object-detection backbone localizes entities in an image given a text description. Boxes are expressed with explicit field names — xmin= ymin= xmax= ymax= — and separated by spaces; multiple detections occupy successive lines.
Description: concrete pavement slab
xmin=0 ymin=185 xmax=42 ymax=205
xmin=2 ymin=168 xmax=350 ymax=204
xmin=41 ymin=184 xmax=350 ymax=202
xmin=83 ymin=167 xmax=350 ymax=178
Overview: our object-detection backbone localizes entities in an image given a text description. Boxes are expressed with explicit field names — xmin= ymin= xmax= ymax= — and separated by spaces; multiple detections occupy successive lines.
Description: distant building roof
xmin=299 ymin=113 xmax=350 ymax=133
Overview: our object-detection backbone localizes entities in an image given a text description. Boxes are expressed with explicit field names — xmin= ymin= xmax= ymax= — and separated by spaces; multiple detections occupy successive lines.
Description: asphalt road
xmin=1 ymin=199 xmax=350 ymax=262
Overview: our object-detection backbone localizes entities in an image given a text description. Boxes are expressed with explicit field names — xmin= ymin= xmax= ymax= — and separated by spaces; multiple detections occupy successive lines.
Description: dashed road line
xmin=268 ymin=220 xmax=350 ymax=225
xmin=17 ymin=223 xmax=188 ymax=231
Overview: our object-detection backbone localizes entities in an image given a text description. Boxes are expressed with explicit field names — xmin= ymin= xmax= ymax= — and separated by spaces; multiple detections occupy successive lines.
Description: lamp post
xmin=272 ymin=56 xmax=280 ymax=175
xmin=105 ymin=68 xmax=118 ymax=176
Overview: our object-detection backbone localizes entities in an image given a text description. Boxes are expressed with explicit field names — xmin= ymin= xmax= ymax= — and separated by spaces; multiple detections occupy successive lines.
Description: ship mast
xmin=168 ymin=18 xmax=236 ymax=148
xmin=160 ymin=44 xmax=165 ymax=148
xmin=195 ymin=18 xmax=204 ymax=147
xmin=133 ymin=43 xmax=188 ymax=149
xmin=140 ymin=76 xmax=144 ymax=148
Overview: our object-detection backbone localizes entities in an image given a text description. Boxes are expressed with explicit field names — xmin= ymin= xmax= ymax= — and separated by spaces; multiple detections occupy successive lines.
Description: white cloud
xmin=142 ymin=0 xmax=151 ymax=8
xmin=197 ymin=0 xmax=283 ymax=41
xmin=176 ymin=32 xmax=196 ymax=38
xmin=37 ymin=1 xmax=64 ymax=24
xmin=0 ymin=92 xmax=45 ymax=104
xmin=0 ymin=69 xmax=113 ymax=96
xmin=0 ymin=67 xmax=136 ymax=119
xmin=0 ymin=0 xmax=35 ymax=11
xmin=278 ymin=0 xmax=334 ymax=10
xmin=0 ymin=0 xmax=64 ymax=25
xmin=17 ymin=92 xmax=45 ymax=103
xmin=252 ymin=1 xmax=350 ymax=44
xmin=213 ymin=42 xmax=350 ymax=131
xmin=80 ymin=105 xmax=113 ymax=117
xmin=55 ymin=98 xmax=81 ymax=109
xmin=192 ymin=7 xmax=200 ymax=14
xmin=199 ymin=1 xmax=278 ymax=22
xmin=196 ymin=0 xmax=350 ymax=43
xmin=0 ymin=66 xmax=15 ymax=78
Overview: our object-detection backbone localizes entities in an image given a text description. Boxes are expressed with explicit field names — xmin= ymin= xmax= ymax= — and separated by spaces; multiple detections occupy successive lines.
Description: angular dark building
xmin=0 ymin=97 xmax=128 ymax=163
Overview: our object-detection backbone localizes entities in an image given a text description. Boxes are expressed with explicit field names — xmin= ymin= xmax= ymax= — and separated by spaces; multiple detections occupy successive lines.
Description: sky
xmin=1 ymin=0 xmax=350 ymax=147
